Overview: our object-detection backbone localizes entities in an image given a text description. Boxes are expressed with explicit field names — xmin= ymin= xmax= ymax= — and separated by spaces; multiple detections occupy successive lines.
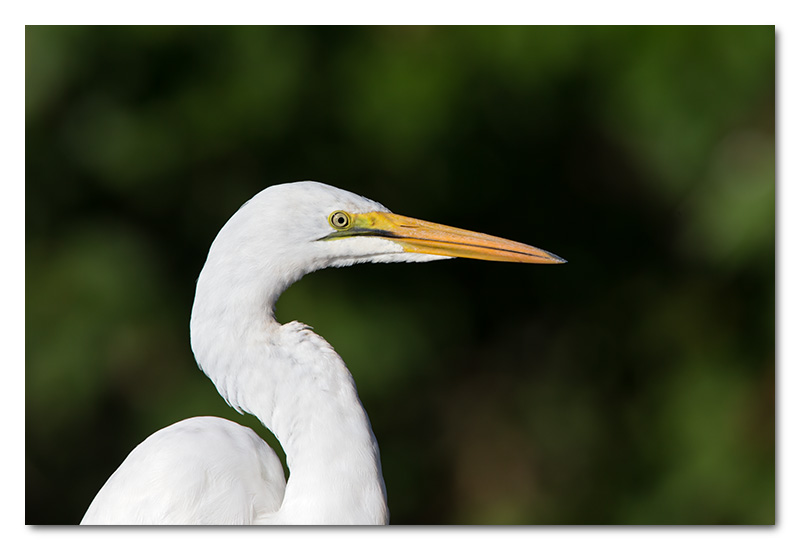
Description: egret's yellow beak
xmin=323 ymin=211 xmax=565 ymax=264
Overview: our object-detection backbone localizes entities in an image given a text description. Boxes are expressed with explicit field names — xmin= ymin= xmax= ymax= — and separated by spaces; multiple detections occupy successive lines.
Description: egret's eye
xmin=329 ymin=210 xmax=352 ymax=229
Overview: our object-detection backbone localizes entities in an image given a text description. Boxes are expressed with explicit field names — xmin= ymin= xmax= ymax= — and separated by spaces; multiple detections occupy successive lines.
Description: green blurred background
xmin=25 ymin=26 xmax=775 ymax=525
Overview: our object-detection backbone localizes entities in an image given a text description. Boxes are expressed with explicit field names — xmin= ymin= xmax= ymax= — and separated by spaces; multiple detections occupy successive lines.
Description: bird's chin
xmin=329 ymin=252 xmax=450 ymax=269
xmin=380 ymin=252 xmax=452 ymax=264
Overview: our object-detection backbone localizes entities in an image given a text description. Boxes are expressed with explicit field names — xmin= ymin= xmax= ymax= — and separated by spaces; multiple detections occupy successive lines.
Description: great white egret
xmin=80 ymin=181 xmax=564 ymax=525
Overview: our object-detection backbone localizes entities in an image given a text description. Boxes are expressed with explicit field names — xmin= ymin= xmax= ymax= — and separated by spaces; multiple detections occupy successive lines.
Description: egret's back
xmin=81 ymin=417 xmax=286 ymax=525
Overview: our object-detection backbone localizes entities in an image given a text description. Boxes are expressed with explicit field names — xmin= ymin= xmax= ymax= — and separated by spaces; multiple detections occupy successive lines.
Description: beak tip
xmin=543 ymin=251 xmax=567 ymax=264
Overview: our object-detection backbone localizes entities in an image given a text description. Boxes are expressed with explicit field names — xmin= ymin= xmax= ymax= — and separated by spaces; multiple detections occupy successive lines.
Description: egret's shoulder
xmin=81 ymin=417 xmax=286 ymax=525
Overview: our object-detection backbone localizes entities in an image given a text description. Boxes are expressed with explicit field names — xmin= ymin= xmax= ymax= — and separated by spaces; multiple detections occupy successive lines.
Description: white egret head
xmin=206 ymin=181 xmax=564 ymax=291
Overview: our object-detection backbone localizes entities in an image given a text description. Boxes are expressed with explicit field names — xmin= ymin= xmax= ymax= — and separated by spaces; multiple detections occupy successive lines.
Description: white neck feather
xmin=189 ymin=241 xmax=389 ymax=524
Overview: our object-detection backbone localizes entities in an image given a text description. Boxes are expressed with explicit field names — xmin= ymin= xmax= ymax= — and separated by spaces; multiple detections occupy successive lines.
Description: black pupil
xmin=336 ymin=215 xmax=346 ymax=226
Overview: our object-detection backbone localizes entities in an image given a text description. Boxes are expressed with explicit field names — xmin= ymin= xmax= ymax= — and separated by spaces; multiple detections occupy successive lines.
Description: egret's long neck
xmin=189 ymin=253 xmax=388 ymax=524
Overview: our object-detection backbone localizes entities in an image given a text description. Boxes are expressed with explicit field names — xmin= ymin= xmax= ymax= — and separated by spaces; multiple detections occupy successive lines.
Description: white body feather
xmin=82 ymin=417 xmax=286 ymax=524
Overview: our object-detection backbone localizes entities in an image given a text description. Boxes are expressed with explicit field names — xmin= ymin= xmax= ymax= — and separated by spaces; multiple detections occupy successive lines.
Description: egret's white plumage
xmin=81 ymin=181 xmax=563 ymax=525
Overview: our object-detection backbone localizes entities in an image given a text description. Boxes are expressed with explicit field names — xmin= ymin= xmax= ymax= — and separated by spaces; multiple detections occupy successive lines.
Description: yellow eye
xmin=329 ymin=210 xmax=352 ymax=229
